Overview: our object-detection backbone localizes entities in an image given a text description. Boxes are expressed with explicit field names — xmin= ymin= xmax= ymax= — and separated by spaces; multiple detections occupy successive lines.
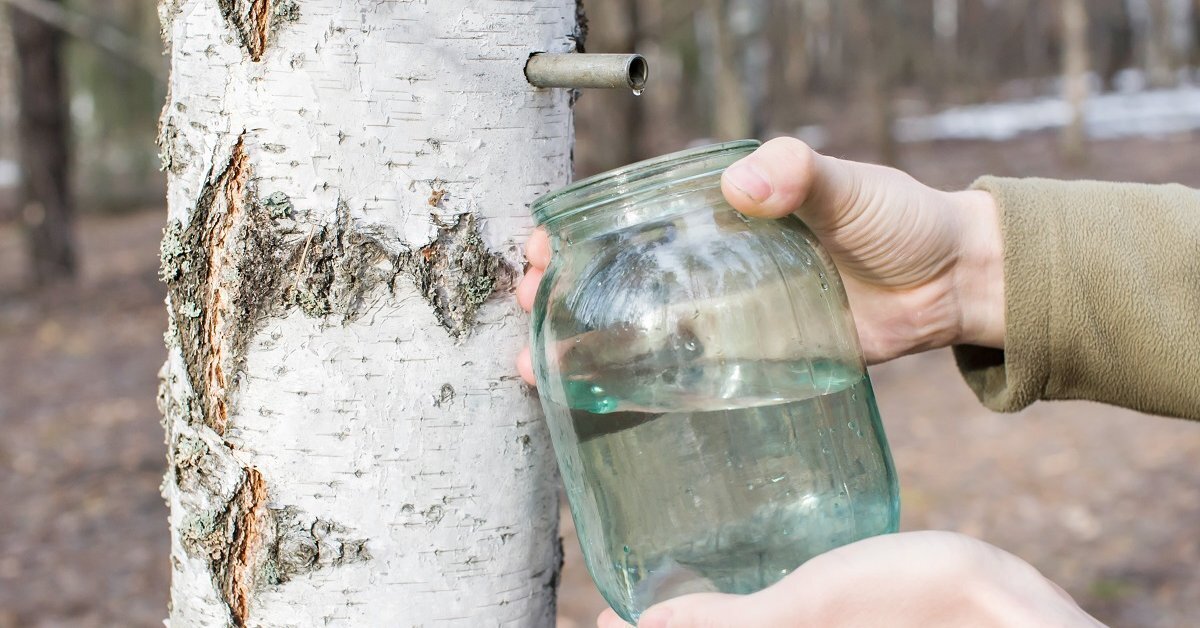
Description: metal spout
xmin=525 ymin=53 xmax=648 ymax=92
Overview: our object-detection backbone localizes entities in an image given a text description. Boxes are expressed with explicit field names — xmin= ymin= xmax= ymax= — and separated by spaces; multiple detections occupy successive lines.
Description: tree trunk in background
xmin=157 ymin=1 xmax=574 ymax=625
xmin=704 ymin=0 xmax=751 ymax=140
xmin=616 ymin=0 xmax=643 ymax=164
xmin=933 ymin=0 xmax=958 ymax=72
xmin=1194 ymin=0 xmax=1200 ymax=65
xmin=1062 ymin=0 xmax=1090 ymax=164
xmin=1145 ymin=0 xmax=1178 ymax=86
xmin=572 ymin=0 xmax=643 ymax=175
xmin=765 ymin=0 xmax=808 ymax=134
xmin=1100 ymin=0 xmax=1136 ymax=90
xmin=8 ymin=0 xmax=75 ymax=285
xmin=850 ymin=0 xmax=901 ymax=166
xmin=0 ymin=10 xmax=16 ymax=220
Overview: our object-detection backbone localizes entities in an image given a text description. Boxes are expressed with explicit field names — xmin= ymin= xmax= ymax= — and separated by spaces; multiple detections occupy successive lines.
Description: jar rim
xmin=532 ymin=139 xmax=760 ymax=228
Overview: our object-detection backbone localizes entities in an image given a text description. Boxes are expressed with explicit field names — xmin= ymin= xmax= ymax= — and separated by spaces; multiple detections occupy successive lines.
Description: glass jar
xmin=530 ymin=141 xmax=899 ymax=622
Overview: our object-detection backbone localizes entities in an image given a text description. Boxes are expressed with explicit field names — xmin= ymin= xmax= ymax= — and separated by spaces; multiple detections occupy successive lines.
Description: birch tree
xmin=702 ymin=0 xmax=751 ymax=140
xmin=1062 ymin=0 xmax=1090 ymax=164
xmin=156 ymin=1 xmax=578 ymax=625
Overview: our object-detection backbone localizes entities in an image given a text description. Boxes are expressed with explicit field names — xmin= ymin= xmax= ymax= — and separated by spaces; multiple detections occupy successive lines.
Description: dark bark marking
xmin=427 ymin=186 xmax=447 ymax=208
xmin=286 ymin=202 xmax=398 ymax=321
xmin=162 ymin=137 xmax=290 ymax=436
xmin=158 ymin=120 xmax=194 ymax=175
xmin=158 ymin=0 xmax=187 ymax=45
xmin=223 ymin=467 xmax=268 ymax=626
xmin=574 ymin=0 xmax=589 ymax=52
xmin=401 ymin=213 xmax=517 ymax=339
xmin=161 ymin=145 xmax=401 ymax=435
xmin=267 ymin=507 xmax=371 ymax=585
xmin=533 ymin=535 xmax=565 ymax=607
xmin=177 ymin=463 xmax=369 ymax=626
xmin=218 ymin=0 xmax=300 ymax=62
xmin=433 ymin=383 xmax=455 ymax=407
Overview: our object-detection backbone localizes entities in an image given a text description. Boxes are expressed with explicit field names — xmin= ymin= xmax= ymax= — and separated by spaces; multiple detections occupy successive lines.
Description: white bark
xmin=157 ymin=1 xmax=576 ymax=626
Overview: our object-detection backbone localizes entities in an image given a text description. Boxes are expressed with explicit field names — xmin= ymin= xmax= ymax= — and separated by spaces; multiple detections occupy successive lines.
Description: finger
xmin=517 ymin=346 xmax=535 ymax=386
xmin=597 ymin=608 xmax=633 ymax=628
xmin=720 ymin=137 xmax=817 ymax=219
xmin=517 ymin=267 xmax=543 ymax=313
xmin=636 ymin=591 xmax=778 ymax=628
xmin=525 ymin=227 xmax=551 ymax=270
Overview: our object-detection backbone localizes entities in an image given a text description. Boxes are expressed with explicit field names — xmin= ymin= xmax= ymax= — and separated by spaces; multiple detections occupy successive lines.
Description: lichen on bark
xmin=171 ymin=438 xmax=369 ymax=626
xmin=162 ymin=141 xmax=516 ymax=438
xmin=286 ymin=201 xmax=398 ymax=321
xmin=402 ymin=213 xmax=517 ymax=339
xmin=160 ymin=132 xmax=521 ymax=625
xmin=161 ymin=137 xmax=291 ymax=436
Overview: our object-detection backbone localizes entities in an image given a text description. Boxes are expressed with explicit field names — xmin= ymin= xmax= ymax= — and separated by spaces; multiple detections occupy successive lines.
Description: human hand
xmin=595 ymin=531 xmax=1104 ymax=628
xmin=516 ymin=137 xmax=1005 ymax=383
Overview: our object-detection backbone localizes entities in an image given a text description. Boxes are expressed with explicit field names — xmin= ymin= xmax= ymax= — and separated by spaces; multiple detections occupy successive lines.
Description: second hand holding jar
xmin=530 ymin=141 xmax=900 ymax=622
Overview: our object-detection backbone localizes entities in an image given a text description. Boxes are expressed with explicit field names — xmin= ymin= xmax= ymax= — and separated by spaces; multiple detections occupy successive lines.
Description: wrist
xmin=951 ymin=189 xmax=1005 ymax=349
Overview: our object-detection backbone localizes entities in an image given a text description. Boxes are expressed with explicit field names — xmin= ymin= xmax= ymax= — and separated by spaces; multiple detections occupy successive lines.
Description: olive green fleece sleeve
xmin=953 ymin=177 xmax=1200 ymax=420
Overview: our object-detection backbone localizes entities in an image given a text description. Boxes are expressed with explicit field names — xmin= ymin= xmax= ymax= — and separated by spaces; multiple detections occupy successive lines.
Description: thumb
xmin=720 ymin=137 xmax=818 ymax=219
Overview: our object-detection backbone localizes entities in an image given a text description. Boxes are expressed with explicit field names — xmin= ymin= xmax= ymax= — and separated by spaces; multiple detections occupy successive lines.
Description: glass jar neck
xmin=532 ymin=140 xmax=759 ymax=241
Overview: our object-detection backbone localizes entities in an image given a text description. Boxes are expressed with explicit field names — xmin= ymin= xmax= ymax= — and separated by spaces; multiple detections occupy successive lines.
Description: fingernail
xmin=637 ymin=607 xmax=674 ymax=628
xmin=724 ymin=160 xmax=772 ymax=202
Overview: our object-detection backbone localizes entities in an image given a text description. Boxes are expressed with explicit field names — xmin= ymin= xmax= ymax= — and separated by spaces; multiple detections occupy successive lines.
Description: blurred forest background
xmin=2 ymin=1 xmax=1200 ymax=626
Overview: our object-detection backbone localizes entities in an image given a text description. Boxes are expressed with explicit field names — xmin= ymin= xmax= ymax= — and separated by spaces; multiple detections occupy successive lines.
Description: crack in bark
xmin=201 ymin=141 xmax=248 ymax=435
xmin=163 ymin=144 xmax=515 ymax=437
xmin=218 ymin=0 xmax=300 ymax=62
xmin=162 ymin=136 xmax=289 ymax=436
xmin=222 ymin=467 xmax=269 ymax=626
xmin=174 ymin=456 xmax=370 ymax=626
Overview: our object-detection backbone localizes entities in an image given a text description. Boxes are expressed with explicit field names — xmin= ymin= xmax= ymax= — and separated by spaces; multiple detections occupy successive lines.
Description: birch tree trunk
xmin=703 ymin=0 xmax=751 ymax=141
xmin=1061 ymin=0 xmax=1090 ymax=164
xmin=932 ymin=0 xmax=958 ymax=69
xmin=156 ymin=1 xmax=578 ymax=625
xmin=1142 ymin=0 xmax=1178 ymax=87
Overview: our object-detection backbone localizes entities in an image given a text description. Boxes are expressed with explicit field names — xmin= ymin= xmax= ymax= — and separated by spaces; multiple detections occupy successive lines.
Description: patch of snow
xmin=895 ymin=80 xmax=1200 ymax=143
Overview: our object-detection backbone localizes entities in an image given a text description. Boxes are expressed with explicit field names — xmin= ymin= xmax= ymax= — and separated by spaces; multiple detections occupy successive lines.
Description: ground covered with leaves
xmin=2 ymin=134 xmax=1199 ymax=627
